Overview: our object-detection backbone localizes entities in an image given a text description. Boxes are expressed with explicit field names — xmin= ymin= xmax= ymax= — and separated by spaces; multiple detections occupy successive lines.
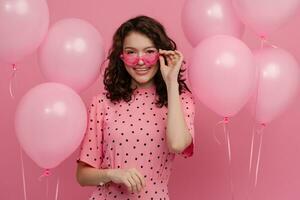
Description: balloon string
xmin=246 ymin=36 xmax=267 ymax=200
xmin=9 ymin=64 xmax=17 ymax=99
xmin=38 ymin=169 xmax=54 ymax=200
xmin=254 ymin=124 xmax=266 ymax=188
xmin=246 ymin=37 xmax=263 ymax=198
xmin=246 ymin=128 xmax=256 ymax=200
xmin=55 ymin=177 xmax=60 ymax=200
xmin=260 ymin=37 xmax=278 ymax=49
xmin=223 ymin=122 xmax=234 ymax=200
xmin=260 ymin=38 xmax=265 ymax=49
xmin=38 ymin=169 xmax=59 ymax=200
xmin=213 ymin=117 xmax=229 ymax=145
xmin=46 ymin=177 xmax=49 ymax=200
xmin=224 ymin=122 xmax=231 ymax=162
xmin=248 ymin=127 xmax=256 ymax=175
xmin=246 ymin=123 xmax=266 ymax=200
xmin=250 ymin=40 xmax=262 ymax=174
xmin=213 ymin=117 xmax=234 ymax=199
xmin=19 ymin=145 xmax=27 ymax=200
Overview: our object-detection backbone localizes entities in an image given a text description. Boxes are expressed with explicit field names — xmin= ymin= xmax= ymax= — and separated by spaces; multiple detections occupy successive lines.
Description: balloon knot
xmin=260 ymin=35 xmax=266 ymax=40
xmin=224 ymin=117 xmax=229 ymax=124
xmin=44 ymin=169 xmax=50 ymax=176
xmin=12 ymin=64 xmax=17 ymax=71
xmin=38 ymin=169 xmax=51 ymax=181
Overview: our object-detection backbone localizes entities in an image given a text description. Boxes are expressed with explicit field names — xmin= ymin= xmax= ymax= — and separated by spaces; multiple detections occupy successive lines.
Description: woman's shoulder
xmin=88 ymin=91 xmax=109 ymax=108
xmin=180 ymin=89 xmax=194 ymax=100
xmin=93 ymin=91 xmax=108 ymax=102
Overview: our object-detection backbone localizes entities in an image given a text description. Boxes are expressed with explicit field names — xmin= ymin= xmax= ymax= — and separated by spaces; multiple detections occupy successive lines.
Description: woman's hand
xmin=107 ymin=168 xmax=146 ymax=193
xmin=159 ymin=49 xmax=184 ymax=87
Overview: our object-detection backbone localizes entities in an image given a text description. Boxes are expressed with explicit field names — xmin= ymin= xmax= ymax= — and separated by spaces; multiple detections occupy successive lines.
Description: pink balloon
xmin=15 ymin=83 xmax=87 ymax=169
xmin=189 ymin=35 xmax=255 ymax=117
xmin=251 ymin=48 xmax=300 ymax=124
xmin=182 ymin=0 xmax=244 ymax=47
xmin=0 ymin=0 xmax=49 ymax=64
xmin=232 ymin=0 xmax=300 ymax=37
xmin=38 ymin=18 xmax=105 ymax=92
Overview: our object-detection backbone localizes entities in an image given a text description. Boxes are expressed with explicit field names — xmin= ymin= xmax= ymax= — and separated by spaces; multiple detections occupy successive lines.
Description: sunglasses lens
xmin=121 ymin=51 xmax=159 ymax=67
xmin=122 ymin=54 xmax=139 ymax=66
xmin=143 ymin=53 xmax=159 ymax=66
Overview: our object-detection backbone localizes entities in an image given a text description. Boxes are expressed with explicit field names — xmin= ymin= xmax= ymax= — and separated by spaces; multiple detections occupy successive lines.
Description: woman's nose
xmin=137 ymin=53 xmax=144 ymax=65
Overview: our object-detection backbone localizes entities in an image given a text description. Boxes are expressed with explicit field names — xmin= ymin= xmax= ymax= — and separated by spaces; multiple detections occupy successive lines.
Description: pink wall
xmin=1 ymin=0 xmax=300 ymax=199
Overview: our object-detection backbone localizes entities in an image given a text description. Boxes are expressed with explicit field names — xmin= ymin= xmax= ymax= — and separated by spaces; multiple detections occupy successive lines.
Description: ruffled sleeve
xmin=76 ymin=95 xmax=105 ymax=168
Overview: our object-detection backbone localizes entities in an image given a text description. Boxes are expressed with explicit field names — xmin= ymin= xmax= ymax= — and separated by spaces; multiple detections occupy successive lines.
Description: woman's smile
xmin=134 ymin=67 xmax=151 ymax=75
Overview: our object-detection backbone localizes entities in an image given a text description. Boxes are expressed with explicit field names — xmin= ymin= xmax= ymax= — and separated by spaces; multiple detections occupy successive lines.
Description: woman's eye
xmin=146 ymin=50 xmax=157 ymax=54
xmin=125 ymin=51 xmax=136 ymax=54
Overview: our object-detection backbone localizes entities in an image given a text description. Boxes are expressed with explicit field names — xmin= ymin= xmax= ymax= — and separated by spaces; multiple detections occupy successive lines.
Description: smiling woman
xmin=76 ymin=15 xmax=196 ymax=200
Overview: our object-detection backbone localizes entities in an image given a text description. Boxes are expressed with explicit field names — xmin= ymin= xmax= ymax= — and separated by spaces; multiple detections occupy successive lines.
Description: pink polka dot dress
xmin=77 ymin=85 xmax=195 ymax=200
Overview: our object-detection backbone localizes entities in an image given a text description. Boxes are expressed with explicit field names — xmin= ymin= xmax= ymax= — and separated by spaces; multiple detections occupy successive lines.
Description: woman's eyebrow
xmin=124 ymin=46 xmax=156 ymax=50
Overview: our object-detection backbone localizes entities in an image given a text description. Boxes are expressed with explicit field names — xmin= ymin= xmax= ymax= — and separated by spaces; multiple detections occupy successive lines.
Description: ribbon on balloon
xmin=9 ymin=64 xmax=17 ymax=99
xmin=214 ymin=117 xmax=234 ymax=200
xmin=20 ymin=147 xmax=60 ymax=200
xmin=246 ymin=36 xmax=300 ymax=199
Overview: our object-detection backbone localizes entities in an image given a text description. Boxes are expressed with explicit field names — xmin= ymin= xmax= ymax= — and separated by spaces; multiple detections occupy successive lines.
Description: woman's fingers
xmin=131 ymin=172 xmax=142 ymax=192
xmin=166 ymin=56 xmax=172 ymax=65
xmin=127 ymin=176 xmax=138 ymax=193
xmin=133 ymin=169 xmax=146 ymax=187
xmin=123 ymin=178 xmax=133 ymax=193
xmin=175 ymin=50 xmax=183 ymax=64
xmin=159 ymin=49 xmax=182 ymax=66
xmin=159 ymin=55 xmax=166 ymax=67
xmin=159 ymin=49 xmax=176 ymax=55
xmin=125 ymin=168 xmax=146 ymax=193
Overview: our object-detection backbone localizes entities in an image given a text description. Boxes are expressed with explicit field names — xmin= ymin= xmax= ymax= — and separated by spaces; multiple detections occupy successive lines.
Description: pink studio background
xmin=1 ymin=0 xmax=300 ymax=199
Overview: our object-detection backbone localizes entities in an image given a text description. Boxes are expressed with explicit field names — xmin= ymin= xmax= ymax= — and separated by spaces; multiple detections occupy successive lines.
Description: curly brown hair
xmin=103 ymin=15 xmax=191 ymax=108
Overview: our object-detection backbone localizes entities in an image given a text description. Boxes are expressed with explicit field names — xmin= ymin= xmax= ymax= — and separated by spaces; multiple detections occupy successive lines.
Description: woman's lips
xmin=134 ymin=67 xmax=151 ymax=75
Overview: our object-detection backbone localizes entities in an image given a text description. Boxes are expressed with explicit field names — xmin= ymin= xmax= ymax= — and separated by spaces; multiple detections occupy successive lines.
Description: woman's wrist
xmin=166 ymin=81 xmax=179 ymax=89
xmin=105 ymin=168 xmax=114 ymax=181
xmin=98 ymin=169 xmax=113 ymax=186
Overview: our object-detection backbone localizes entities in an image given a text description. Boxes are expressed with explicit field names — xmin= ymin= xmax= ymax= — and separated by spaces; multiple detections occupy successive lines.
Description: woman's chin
xmin=134 ymin=79 xmax=151 ymax=86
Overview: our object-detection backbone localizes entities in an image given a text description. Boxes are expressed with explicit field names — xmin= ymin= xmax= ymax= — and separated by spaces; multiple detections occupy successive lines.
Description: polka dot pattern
xmin=77 ymin=86 xmax=195 ymax=200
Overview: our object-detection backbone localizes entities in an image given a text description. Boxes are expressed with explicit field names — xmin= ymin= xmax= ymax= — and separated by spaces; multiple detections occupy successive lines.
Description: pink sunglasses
xmin=120 ymin=50 xmax=160 ymax=67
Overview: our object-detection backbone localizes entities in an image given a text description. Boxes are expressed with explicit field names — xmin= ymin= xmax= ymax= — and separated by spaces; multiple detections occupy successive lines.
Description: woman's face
xmin=122 ymin=31 xmax=159 ymax=88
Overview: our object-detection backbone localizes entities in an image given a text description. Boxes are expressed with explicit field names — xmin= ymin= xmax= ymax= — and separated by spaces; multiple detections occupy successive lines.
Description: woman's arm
xmin=76 ymin=161 xmax=146 ymax=193
xmin=76 ymin=161 xmax=111 ymax=187
xmin=159 ymin=49 xmax=193 ymax=154
xmin=166 ymin=83 xmax=192 ymax=153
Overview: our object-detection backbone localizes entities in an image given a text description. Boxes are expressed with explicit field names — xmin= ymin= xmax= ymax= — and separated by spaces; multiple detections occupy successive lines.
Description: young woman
xmin=76 ymin=15 xmax=195 ymax=200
